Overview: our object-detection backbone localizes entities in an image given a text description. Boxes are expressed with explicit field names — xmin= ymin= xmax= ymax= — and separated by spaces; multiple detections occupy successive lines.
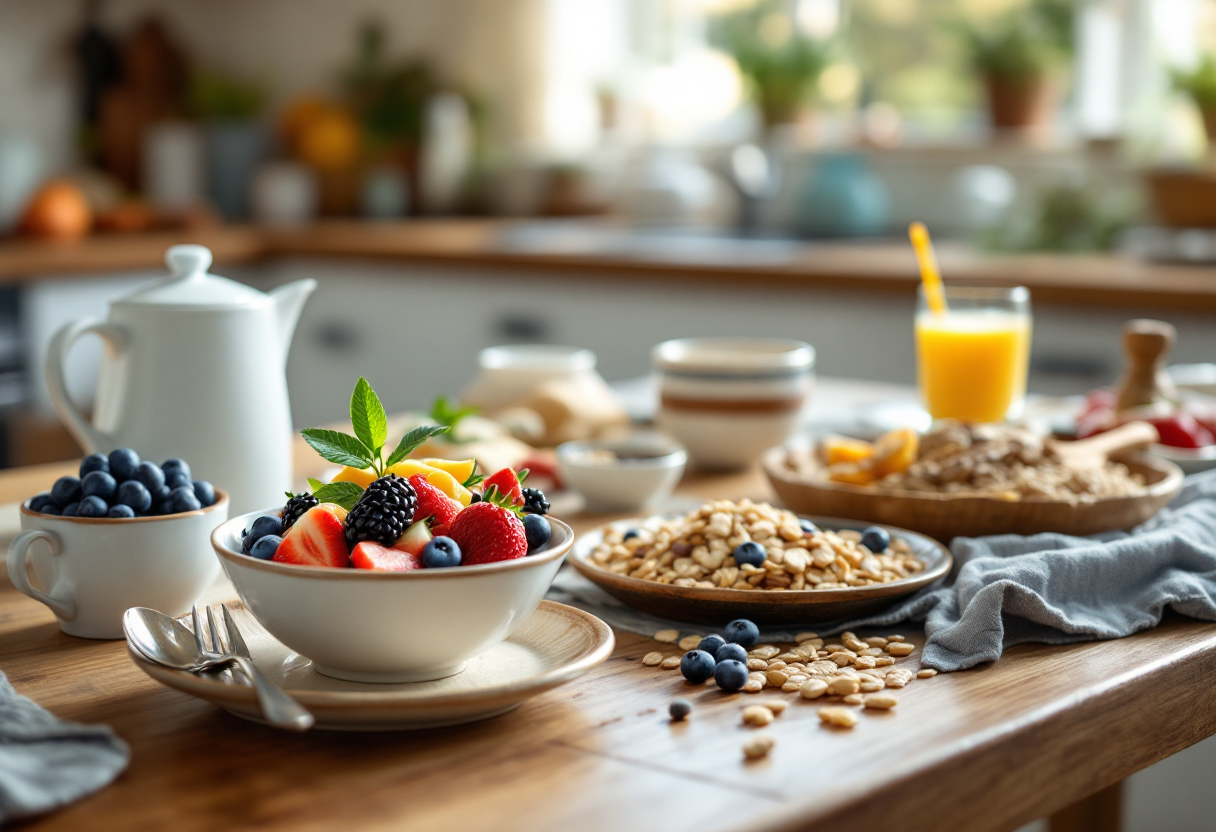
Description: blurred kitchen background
xmin=2 ymin=0 xmax=1216 ymax=469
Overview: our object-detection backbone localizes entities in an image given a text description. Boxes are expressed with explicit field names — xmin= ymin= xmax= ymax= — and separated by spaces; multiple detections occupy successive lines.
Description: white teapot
xmin=45 ymin=245 xmax=315 ymax=513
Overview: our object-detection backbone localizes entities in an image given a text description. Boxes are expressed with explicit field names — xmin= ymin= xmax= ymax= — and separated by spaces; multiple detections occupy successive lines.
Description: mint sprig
xmin=385 ymin=424 xmax=450 ymax=468
xmin=350 ymin=376 xmax=388 ymax=457
xmin=311 ymin=481 xmax=364 ymax=511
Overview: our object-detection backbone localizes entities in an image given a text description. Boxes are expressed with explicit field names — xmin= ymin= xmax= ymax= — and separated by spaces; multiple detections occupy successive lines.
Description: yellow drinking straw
xmin=909 ymin=222 xmax=948 ymax=315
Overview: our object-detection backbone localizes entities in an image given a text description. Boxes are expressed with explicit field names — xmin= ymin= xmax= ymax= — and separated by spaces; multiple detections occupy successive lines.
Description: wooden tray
xmin=761 ymin=444 xmax=1184 ymax=544
xmin=569 ymin=515 xmax=951 ymax=626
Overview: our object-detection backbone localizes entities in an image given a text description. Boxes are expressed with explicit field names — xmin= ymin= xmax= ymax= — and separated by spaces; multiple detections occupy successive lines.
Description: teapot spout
xmin=269 ymin=279 xmax=317 ymax=364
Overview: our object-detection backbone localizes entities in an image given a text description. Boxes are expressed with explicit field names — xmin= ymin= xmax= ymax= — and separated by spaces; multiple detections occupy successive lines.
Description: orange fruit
xmin=19 ymin=179 xmax=92 ymax=240
xmin=871 ymin=428 xmax=919 ymax=476
xmin=822 ymin=435 xmax=874 ymax=466
xmin=296 ymin=108 xmax=360 ymax=172
xmin=827 ymin=462 xmax=878 ymax=486
xmin=279 ymin=95 xmax=331 ymax=155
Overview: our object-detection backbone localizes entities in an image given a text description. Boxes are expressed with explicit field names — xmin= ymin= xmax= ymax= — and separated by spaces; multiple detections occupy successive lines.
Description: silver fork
xmin=191 ymin=604 xmax=314 ymax=731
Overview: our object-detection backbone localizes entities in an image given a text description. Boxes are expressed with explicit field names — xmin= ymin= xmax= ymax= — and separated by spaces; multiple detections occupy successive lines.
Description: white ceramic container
xmin=461 ymin=345 xmax=600 ymax=411
xmin=212 ymin=510 xmax=574 ymax=683
xmin=557 ymin=438 xmax=687 ymax=513
xmin=44 ymin=245 xmax=315 ymax=514
xmin=653 ymin=337 xmax=815 ymax=470
xmin=7 ymin=494 xmax=229 ymax=639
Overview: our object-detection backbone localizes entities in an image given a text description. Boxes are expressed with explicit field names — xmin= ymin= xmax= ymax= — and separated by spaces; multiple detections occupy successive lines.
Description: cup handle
xmin=45 ymin=318 xmax=126 ymax=453
xmin=7 ymin=530 xmax=75 ymax=621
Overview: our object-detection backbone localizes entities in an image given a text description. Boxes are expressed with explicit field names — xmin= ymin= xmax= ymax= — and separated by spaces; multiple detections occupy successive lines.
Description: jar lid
xmin=115 ymin=245 xmax=267 ymax=307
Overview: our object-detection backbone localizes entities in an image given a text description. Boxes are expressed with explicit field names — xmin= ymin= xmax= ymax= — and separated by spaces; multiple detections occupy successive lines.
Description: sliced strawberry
xmin=448 ymin=502 xmax=528 ymax=565
xmin=274 ymin=504 xmax=350 ymax=568
xmin=351 ymin=541 xmax=423 ymax=571
xmin=407 ymin=474 xmax=461 ymax=529
xmin=483 ymin=467 xmax=523 ymax=506
xmin=392 ymin=519 xmax=433 ymax=556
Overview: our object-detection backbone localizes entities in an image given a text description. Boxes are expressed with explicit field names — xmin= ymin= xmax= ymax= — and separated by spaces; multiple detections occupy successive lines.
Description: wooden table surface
xmin=4 ymin=459 xmax=1215 ymax=832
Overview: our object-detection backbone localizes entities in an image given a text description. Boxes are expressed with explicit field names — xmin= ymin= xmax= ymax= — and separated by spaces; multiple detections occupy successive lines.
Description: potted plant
xmin=960 ymin=0 xmax=1072 ymax=132
xmin=189 ymin=69 xmax=267 ymax=219
xmin=1171 ymin=54 xmax=1216 ymax=144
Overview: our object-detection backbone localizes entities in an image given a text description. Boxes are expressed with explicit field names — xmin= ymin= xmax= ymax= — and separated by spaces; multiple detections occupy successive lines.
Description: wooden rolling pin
xmin=1049 ymin=420 xmax=1160 ymax=467
xmin=1114 ymin=319 xmax=1177 ymax=411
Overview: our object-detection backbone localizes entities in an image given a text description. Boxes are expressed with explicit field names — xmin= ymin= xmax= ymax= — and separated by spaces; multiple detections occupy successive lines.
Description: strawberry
xmin=448 ymin=502 xmax=528 ymax=565
xmin=351 ymin=540 xmax=423 ymax=571
xmin=483 ymin=467 xmax=524 ymax=506
xmin=274 ymin=504 xmax=350 ymax=568
xmin=407 ymin=474 xmax=461 ymax=529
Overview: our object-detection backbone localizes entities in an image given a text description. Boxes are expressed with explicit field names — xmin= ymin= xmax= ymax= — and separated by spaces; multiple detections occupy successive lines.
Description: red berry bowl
xmin=211 ymin=509 xmax=573 ymax=683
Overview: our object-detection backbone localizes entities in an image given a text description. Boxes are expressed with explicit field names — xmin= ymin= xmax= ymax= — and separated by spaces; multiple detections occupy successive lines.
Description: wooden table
xmin=3 ymin=460 xmax=1213 ymax=832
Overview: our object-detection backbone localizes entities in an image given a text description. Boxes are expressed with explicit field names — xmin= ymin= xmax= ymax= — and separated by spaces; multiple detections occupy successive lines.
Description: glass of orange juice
xmin=916 ymin=285 xmax=1032 ymax=423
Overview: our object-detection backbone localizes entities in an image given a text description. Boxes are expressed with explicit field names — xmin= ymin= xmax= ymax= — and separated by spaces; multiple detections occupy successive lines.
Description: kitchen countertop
xmin=1 ymin=219 xmax=1215 ymax=311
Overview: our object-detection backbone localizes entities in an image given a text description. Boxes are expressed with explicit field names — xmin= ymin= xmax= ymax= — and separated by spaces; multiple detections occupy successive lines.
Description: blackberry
xmin=343 ymin=474 xmax=416 ymax=548
xmin=521 ymin=487 xmax=550 ymax=515
xmin=280 ymin=492 xmax=319 ymax=532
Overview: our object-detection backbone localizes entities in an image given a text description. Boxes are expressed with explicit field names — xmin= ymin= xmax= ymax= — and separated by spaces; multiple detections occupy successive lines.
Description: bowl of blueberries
xmin=9 ymin=448 xmax=228 ymax=639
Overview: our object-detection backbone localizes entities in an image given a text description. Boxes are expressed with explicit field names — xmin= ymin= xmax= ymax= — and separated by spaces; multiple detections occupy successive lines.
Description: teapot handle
xmin=45 ymin=319 xmax=127 ymax=454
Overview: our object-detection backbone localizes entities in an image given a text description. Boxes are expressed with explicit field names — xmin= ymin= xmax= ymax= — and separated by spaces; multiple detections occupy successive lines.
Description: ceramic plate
xmin=569 ymin=515 xmax=951 ymax=626
xmin=129 ymin=601 xmax=614 ymax=731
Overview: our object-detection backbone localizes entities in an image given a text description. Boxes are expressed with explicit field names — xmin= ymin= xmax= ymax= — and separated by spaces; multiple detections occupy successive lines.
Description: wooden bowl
xmin=569 ymin=515 xmax=951 ymax=626
xmin=761 ymin=444 xmax=1184 ymax=544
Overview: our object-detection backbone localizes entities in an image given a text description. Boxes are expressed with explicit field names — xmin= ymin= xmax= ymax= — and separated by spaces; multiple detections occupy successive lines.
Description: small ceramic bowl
xmin=8 ymin=493 xmax=229 ymax=639
xmin=557 ymin=438 xmax=687 ymax=513
xmin=211 ymin=511 xmax=573 ymax=683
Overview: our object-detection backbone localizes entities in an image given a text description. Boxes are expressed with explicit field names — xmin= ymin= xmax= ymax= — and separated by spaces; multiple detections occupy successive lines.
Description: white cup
xmin=7 ymin=495 xmax=229 ymax=639
xmin=653 ymin=337 xmax=815 ymax=470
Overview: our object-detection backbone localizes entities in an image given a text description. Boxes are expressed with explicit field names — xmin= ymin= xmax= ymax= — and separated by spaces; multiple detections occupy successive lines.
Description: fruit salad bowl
xmin=212 ymin=510 xmax=574 ymax=684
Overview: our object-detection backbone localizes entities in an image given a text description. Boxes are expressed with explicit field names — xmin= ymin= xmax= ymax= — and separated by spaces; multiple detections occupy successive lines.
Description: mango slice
xmin=871 ymin=428 xmax=918 ymax=476
xmin=387 ymin=460 xmax=473 ymax=506
xmin=823 ymin=435 xmax=875 ymax=466
xmin=419 ymin=457 xmax=476 ymax=485
xmin=331 ymin=466 xmax=377 ymax=489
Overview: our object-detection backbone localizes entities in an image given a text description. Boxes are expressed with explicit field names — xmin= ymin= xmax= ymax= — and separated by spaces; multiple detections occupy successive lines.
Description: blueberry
xmin=166 ymin=486 xmax=202 ymax=514
xmin=81 ymin=471 xmax=117 ymax=502
xmin=469 ymin=492 xmax=482 ymax=503
xmin=61 ymin=502 xmax=80 ymax=517
xmin=28 ymin=492 xmax=54 ymax=513
xmin=41 ymin=504 xmax=62 ymax=516
xmin=192 ymin=480 xmax=217 ymax=508
xmin=623 ymin=529 xmax=641 ymax=541
xmin=78 ymin=495 xmax=108 ymax=517
xmin=724 ymin=619 xmax=760 ymax=649
xmin=116 ymin=480 xmax=153 ymax=513
xmin=249 ymin=534 xmax=283 ymax=560
xmin=107 ymin=505 xmax=135 ymax=519
xmin=714 ymin=643 xmax=748 ymax=664
xmin=679 ymin=650 xmax=715 ymax=684
xmin=713 ymin=659 xmax=748 ymax=692
xmin=133 ymin=461 xmax=165 ymax=493
xmin=108 ymin=448 xmax=140 ymax=482
xmin=50 ymin=476 xmax=82 ymax=508
xmin=697 ymin=634 xmax=726 ymax=656
xmin=799 ymin=518 xmax=819 ymax=535
xmin=243 ymin=514 xmax=283 ymax=550
xmin=161 ymin=458 xmax=191 ymax=480
xmin=164 ymin=468 xmax=192 ymax=491
xmin=731 ymin=541 xmax=766 ymax=568
xmin=422 ymin=536 xmax=462 ymax=568
xmin=523 ymin=514 xmax=550 ymax=552
xmin=668 ymin=698 xmax=692 ymax=721
xmin=80 ymin=453 xmax=109 ymax=478
xmin=860 ymin=526 xmax=891 ymax=553
xmin=149 ymin=483 xmax=172 ymax=506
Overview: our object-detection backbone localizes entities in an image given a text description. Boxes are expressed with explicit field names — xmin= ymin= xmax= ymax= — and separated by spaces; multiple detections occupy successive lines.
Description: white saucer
xmin=129 ymin=600 xmax=614 ymax=731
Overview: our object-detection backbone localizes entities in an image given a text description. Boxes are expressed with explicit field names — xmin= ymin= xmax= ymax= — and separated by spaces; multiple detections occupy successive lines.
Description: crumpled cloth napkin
xmin=0 ymin=670 xmax=129 ymax=824
xmin=547 ymin=469 xmax=1216 ymax=672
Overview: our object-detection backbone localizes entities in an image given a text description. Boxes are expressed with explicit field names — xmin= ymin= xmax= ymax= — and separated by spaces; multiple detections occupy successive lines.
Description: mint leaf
xmin=462 ymin=470 xmax=484 ymax=489
xmin=384 ymin=424 xmax=451 ymax=468
xmin=430 ymin=395 xmax=478 ymax=429
xmin=306 ymin=478 xmax=326 ymax=493
xmin=311 ymin=481 xmax=364 ymax=511
xmin=300 ymin=428 xmax=374 ymax=468
xmin=350 ymin=377 xmax=388 ymax=456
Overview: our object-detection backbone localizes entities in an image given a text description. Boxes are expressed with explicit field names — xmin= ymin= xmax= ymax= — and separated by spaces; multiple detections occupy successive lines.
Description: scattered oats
xmin=642 ymin=652 xmax=663 ymax=667
xmin=781 ymin=681 xmax=802 ymax=693
xmin=887 ymin=635 xmax=906 ymax=643
xmin=678 ymin=635 xmax=702 ymax=651
xmin=743 ymin=734 xmax=775 ymax=759
xmin=864 ymin=637 xmax=889 ymax=648
xmin=887 ymin=642 xmax=915 ymax=657
xmin=654 ymin=629 xmax=680 ymax=644
xmin=747 ymin=658 xmax=768 ymax=671
xmin=854 ymin=656 xmax=877 ymax=670
xmin=660 ymin=656 xmax=682 ymax=670
xmin=760 ymin=699 xmax=788 ymax=715
xmin=858 ymin=678 xmax=885 ymax=693
xmin=818 ymin=707 xmax=858 ymax=728
xmin=875 ymin=656 xmax=895 ymax=667
xmin=885 ymin=669 xmax=914 ymax=688
xmin=751 ymin=645 xmax=780 ymax=660
xmin=795 ymin=632 xmax=820 ymax=642
xmin=864 ymin=693 xmax=898 ymax=710
xmin=743 ymin=678 xmax=765 ymax=693
xmin=766 ymin=669 xmax=789 ymax=687
xmin=917 ymin=668 xmax=938 ymax=679
xmin=742 ymin=705 xmax=775 ymax=727
xmin=828 ymin=652 xmax=855 ymax=667
xmin=842 ymin=693 xmax=864 ymax=705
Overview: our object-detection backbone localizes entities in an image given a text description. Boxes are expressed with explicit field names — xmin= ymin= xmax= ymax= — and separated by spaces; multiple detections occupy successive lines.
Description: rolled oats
xmin=678 ymin=635 xmax=702 ymax=651
xmin=743 ymin=734 xmax=775 ymax=759
xmin=917 ymin=668 xmax=938 ymax=679
xmin=746 ymin=658 xmax=768 ymax=671
xmin=827 ymin=676 xmax=861 ymax=696
xmin=742 ymin=705 xmax=775 ymax=727
xmin=760 ymin=699 xmax=788 ymax=715
xmin=800 ymin=678 xmax=829 ymax=699
xmin=842 ymin=693 xmax=864 ymax=705
xmin=641 ymin=652 xmax=663 ymax=667
xmin=864 ymin=693 xmax=898 ymax=710
xmin=654 ymin=629 xmax=680 ymax=644
xmin=887 ymin=642 xmax=915 ymax=657
xmin=660 ymin=656 xmax=682 ymax=670
xmin=818 ymin=707 xmax=858 ymax=728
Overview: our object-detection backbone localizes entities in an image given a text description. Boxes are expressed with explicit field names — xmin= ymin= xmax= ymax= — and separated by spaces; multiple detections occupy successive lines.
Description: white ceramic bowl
xmin=211 ymin=511 xmax=573 ymax=683
xmin=8 ymin=494 xmax=229 ymax=639
xmin=557 ymin=438 xmax=687 ymax=513
xmin=653 ymin=337 xmax=815 ymax=470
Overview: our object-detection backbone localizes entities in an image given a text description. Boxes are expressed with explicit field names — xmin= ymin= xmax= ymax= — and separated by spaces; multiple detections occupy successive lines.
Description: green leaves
xmin=300 ymin=428 xmax=375 ymax=469
xmin=430 ymin=395 xmax=478 ymax=430
xmin=350 ymin=376 xmax=388 ymax=457
xmin=311 ymin=481 xmax=364 ymax=511
xmin=385 ymin=424 xmax=450 ymax=468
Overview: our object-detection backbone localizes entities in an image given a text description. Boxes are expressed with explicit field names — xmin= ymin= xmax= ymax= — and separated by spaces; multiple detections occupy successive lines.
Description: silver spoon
xmin=123 ymin=607 xmax=314 ymax=731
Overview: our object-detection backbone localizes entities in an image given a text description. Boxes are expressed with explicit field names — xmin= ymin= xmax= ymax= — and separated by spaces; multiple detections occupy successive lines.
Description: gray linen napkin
xmin=547 ymin=469 xmax=1216 ymax=672
xmin=0 ymin=671 xmax=129 ymax=824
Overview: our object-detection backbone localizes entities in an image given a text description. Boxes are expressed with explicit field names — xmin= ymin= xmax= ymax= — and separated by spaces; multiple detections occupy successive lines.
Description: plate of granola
xmin=569 ymin=499 xmax=951 ymax=625
xmin=763 ymin=420 xmax=1183 ymax=543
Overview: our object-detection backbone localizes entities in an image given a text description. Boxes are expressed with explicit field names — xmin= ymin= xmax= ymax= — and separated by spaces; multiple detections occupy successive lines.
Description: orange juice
xmin=916 ymin=310 xmax=1032 ymax=423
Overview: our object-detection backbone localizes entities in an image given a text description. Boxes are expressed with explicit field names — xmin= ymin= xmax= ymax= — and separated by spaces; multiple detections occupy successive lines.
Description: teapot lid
xmin=116 ymin=245 xmax=267 ymax=307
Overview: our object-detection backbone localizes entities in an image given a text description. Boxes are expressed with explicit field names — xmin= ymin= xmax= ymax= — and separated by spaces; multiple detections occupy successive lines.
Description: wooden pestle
xmin=1049 ymin=420 xmax=1160 ymax=467
xmin=1114 ymin=319 xmax=1177 ymax=412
